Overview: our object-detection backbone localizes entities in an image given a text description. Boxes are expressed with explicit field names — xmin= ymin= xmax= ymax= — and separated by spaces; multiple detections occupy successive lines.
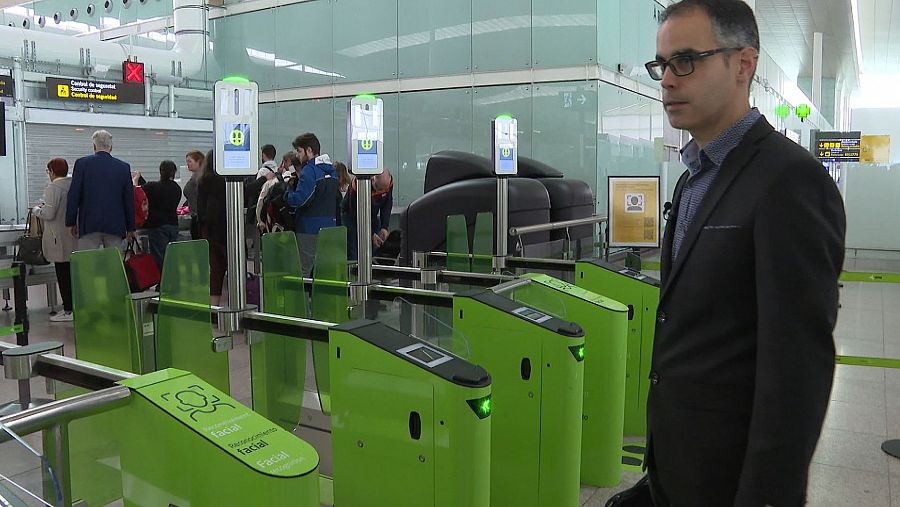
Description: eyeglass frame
xmin=645 ymin=47 xmax=745 ymax=81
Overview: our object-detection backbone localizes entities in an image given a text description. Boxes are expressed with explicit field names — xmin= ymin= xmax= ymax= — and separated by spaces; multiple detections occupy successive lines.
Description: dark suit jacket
xmin=65 ymin=151 xmax=135 ymax=237
xmin=647 ymin=117 xmax=845 ymax=506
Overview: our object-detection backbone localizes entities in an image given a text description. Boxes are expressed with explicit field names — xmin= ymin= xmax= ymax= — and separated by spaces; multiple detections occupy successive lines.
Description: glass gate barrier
xmin=0 ymin=423 xmax=62 ymax=507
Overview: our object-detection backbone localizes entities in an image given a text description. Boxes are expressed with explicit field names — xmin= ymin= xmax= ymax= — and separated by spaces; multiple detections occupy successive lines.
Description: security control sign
xmin=492 ymin=115 xmax=518 ymax=175
xmin=214 ymin=79 xmax=259 ymax=176
xmin=815 ymin=131 xmax=861 ymax=163
xmin=46 ymin=77 xmax=144 ymax=104
xmin=0 ymin=75 xmax=13 ymax=98
xmin=347 ymin=94 xmax=384 ymax=175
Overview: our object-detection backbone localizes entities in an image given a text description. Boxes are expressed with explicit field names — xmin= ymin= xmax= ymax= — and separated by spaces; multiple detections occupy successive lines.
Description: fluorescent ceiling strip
xmin=849 ymin=0 xmax=863 ymax=73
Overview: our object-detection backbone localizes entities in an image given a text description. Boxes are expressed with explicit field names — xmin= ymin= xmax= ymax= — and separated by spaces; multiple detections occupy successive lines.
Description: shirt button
xmin=656 ymin=311 xmax=667 ymax=324
xmin=650 ymin=372 xmax=660 ymax=385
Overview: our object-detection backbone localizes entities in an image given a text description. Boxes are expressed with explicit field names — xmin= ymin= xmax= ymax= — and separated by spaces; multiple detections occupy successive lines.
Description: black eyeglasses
xmin=645 ymin=47 xmax=743 ymax=81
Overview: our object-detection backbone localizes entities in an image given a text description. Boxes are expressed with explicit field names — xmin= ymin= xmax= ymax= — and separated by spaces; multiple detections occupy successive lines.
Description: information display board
xmin=0 ymin=74 xmax=14 ymax=98
xmin=815 ymin=131 xmax=861 ymax=162
xmin=492 ymin=115 xmax=518 ymax=175
xmin=347 ymin=95 xmax=384 ymax=175
xmin=607 ymin=176 xmax=660 ymax=248
xmin=46 ymin=77 xmax=144 ymax=104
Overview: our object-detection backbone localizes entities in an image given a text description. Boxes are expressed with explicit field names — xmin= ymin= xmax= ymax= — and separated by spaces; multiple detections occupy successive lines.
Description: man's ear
xmin=738 ymin=47 xmax=759 ymax=86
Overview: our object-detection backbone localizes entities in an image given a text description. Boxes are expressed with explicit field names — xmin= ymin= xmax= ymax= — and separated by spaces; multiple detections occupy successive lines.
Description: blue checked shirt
xmin=671 ymin=108 xmax=761 ymax=261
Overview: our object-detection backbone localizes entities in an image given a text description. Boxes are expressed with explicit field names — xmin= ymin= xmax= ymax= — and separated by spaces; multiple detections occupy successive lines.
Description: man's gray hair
xmin=660 ymin=0 xmax=760 ymax=52
xmin=92 ymin=129 xmax=113 ymax=151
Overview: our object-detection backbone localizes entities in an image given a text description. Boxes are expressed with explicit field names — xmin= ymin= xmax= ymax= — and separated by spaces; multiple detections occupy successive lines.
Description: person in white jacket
xmin=32 ymin=158 xmax=79 ymax=322
xmin=256 ymin=152 xmax=299 ymax=228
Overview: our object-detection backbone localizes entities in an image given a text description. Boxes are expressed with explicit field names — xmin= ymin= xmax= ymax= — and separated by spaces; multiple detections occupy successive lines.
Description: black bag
xmin=605 ymin=475 xmax=654 ymax=507
xmin=15 ymin=210 xmax=49 ymax=266
xmin=261 ymin=173 xmax=297 ymax=233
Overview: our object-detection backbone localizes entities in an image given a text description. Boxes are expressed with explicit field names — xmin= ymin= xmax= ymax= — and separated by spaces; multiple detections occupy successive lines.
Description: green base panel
xmin=840 ymin=271 xmax=900 ymax=283
xmin=330 ymin=322 xmax=492 ymax=507
xmin=454 ymin=291 xmax=584 ymax=507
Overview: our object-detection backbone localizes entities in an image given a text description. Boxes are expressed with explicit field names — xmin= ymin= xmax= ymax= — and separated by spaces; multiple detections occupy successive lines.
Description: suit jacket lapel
xmin=661 ymin=170 xmax=689 ymax=281
xmin=659 ymin=117 xmax=775 ymax=305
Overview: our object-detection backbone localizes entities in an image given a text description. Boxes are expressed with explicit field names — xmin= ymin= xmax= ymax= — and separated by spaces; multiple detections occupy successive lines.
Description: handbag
xmin=123 ymin=240 xmax=161 ymax=292
xmin=15 ymin=210 xmax=49 ymax=266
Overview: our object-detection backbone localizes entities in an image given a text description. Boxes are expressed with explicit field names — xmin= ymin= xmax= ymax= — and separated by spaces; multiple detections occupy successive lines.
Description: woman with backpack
xmin=137 ymin=160 xmax=183 ymax=269
xmin=32 ymin=158 xmax=78 ymax=322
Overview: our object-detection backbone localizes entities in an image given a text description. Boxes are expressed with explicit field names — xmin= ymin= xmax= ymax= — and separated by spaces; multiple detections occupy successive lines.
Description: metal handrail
xmin=508 ymin=215 xmax=608 ymax=236
xmin=0 ymin=386 xmax=131 ymax=445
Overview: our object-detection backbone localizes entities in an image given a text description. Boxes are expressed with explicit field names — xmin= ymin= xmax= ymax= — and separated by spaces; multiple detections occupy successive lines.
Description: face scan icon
xmin=625 ymin=193 xmax=645 ymax=213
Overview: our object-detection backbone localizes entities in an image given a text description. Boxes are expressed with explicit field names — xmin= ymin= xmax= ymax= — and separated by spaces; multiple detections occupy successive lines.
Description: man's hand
xmin=131 ymin=171 xmax=141 ymax=186
xmin=69 ymin=226 xmax=78 ymax=238
xmin=378 ymin=228 xmax=389 ymax=241
xmin=372 ymin=234 xmax=384 ymax=248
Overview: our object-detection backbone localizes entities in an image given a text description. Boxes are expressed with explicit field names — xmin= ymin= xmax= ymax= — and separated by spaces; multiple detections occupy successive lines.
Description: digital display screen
xmin=357 ymin=139 xmax=378 ymax=170
xmin=498 ymin=147 xmax=515 ymax=173
xmin=815 ymin=131 xmax=861 ymax=162
xmin=512 ymin=307 xmax=551 ymax=323
xmin=223 ymin=122 xmax=251 ymax=170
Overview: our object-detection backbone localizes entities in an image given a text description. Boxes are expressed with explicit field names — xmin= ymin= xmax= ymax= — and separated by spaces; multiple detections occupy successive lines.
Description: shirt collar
xmin=680 ymin=108 xmax=762 ymax=175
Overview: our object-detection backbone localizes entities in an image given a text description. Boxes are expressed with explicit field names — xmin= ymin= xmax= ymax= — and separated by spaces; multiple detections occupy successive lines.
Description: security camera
xmin=70 ymin=8 xmax=78 ymax=20
xmin=8 ymin=22 xmax=14 ymax=27
xmin=139 ymin=0 xmax=147 ymax=4
xmin=122 ymin=0 xmax=131 ymax=8
xmin=22 ymin=17 xmax=30 ymax=28
xmin=53 ymin=12 xmax=61 ymax=24
xmin=86 ymin=3 xmax=95 ymax=15
xmin=104 ymin=0 xmax=113 ymax=12
xmin=36 ymin=16 xmax=44 ymax=27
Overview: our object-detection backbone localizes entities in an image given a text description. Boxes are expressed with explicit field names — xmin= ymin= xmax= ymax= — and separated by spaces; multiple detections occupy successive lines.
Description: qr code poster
xmin=624 ymin=193 xmax=645 ymax=213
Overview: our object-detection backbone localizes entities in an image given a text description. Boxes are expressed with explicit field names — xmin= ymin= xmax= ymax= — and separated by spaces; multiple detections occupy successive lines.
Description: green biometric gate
xmin=447 ymin=214 xmax=471 ymax=273
xmin=576 ymin=259 xmax=660 ymax=436
xmin=252 ymin=232 xmax=309 ymax=430
xmin=118 ymin=369 xmax=320 ymax=506
xmin=310 ymin=226 xmax=351 ymax=414
xmin=453 ymin=289 xmax=585 ymax=507
xmin=155 ymin=240 xmax=230 ymax=393
xmin=512 ymin=273 xmax=629 ymax=487
xmin=329 ymin=320 xmax=492 ymax=507
xmin=66 ymin=247 xmax=145 ymax=505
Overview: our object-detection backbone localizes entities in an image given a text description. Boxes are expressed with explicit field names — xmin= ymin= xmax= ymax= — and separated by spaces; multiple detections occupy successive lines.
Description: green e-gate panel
xmin=453 ymin=289 xmax=585 ymax=507
xmin=329 ymin=320 xmax=492 ymax=507
xmin=576 ymin=259 xmax=659 ymax=436
xmin=117 ymin=369 xmax=320 ymax=506
xmin=516 ymin=273 xmax=629 ymax=487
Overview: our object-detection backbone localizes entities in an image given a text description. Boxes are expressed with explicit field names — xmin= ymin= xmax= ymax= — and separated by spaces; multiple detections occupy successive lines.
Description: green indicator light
xmin=495 ymin=114 xmax=513 ymax=120
xmin=466 ymin=395 xmax=492 ymax=419
xmin=795 ymin=103 xmax=811 ymax=119
xmin=774 ymin=104 xmax=790 ymax=119
xmin=222 ymin=75 xmax=250 ymax=83
xmin=355 ymin=93 xmax=377 ymax=100
xmin=569 ymin=344 xmax=586 ymax=362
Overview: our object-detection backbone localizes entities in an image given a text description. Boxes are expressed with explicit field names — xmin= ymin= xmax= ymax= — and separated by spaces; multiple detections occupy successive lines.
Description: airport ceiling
xmin=755 ymin=0 xmax=900 ymax=89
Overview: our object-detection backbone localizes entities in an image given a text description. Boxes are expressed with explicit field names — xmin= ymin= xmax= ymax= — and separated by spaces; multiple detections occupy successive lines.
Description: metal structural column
xmin=495 ymin=176 xmax=509 ymax=272
xmin=812 ymin=31 xmax=823 ymax=110
xmin=225 ymin=178 xmax=247 ymax=331
xmin=351 ymin=176 xmax=373 ymax=318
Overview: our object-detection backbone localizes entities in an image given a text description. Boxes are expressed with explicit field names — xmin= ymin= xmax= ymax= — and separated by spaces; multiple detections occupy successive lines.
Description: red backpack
xmin=134 ymin=186 xmax=149 ymax=228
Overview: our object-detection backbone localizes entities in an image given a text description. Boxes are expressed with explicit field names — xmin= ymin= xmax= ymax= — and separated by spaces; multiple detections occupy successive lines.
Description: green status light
xmin=222 ymin=75 xmax=250 ymax=83
xmin=467 ymin=395 xmax=492 ymax=419
xmin=355 ymin=93 xmax=377 ymax=100
xmin=569 ymin=344 xmax=586 ymax=362
xmin=495 ymin=114 xmax=513 ymax=120
xmin=578 ymin=346 xmax=585 ymax=360
xmin=795 ymin=103 xmax=811 ymax=119
xmin=774 ymin=104 xmax=791 ymax=119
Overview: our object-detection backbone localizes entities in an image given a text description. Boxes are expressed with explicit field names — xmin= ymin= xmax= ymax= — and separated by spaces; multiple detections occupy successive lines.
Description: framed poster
xmin=608 ymin=176 xmax=660 ymax=248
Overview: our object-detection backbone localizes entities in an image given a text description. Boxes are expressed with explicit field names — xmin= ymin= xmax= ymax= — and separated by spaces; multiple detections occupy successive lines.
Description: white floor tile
xmin=830 ymin=375 xmax=886 ymax=408
xmin=823 ymin=400 xmax=887 ymax=436
xmin=812 ymin=428 xmax=890 ymax=474
xmin=806 ymin=463 xmax=890 ymax=507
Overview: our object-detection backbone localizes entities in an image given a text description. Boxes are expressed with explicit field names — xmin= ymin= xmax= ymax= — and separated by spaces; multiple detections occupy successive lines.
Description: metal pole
xmin=12 ymin=262 xmax=30 ymax=409
xmin=167 ymin=84 xmax=176 ymax=118
xmin=224 ymin=179 xmax=246 ymax=332
xmin=356 ymin=177 xmax=373 ymax=286
xmin=495 ymin=176 xmax=509 ymax=272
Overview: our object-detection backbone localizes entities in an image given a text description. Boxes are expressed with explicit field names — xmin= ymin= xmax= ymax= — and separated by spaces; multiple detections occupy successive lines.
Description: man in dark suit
xmin=66 ymin=129 xmax=136 ymax=250
xmin=643 ymin=1 xmax=846 ymax=505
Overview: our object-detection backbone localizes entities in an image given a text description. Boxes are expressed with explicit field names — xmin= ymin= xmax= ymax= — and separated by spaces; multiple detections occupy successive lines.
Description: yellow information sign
xmin=861 ymin=135 xmax=891 ymax=164
xmin=608 ymin=176 xmax=660 ymax=248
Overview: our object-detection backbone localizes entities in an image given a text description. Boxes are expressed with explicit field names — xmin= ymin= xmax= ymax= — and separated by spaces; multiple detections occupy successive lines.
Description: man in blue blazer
xmin=65 ymin=130 xmax=136 ymax=250
xmin=644 ymin=1 xmax=845 ymax=505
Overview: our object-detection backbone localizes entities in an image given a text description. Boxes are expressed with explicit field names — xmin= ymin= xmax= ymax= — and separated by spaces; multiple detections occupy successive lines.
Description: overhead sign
xmin=815 ymin=131 xmax=861 ymax=163
xmin=0 ymin=75 xmax=14 ymax=98
xmin=46 ymin=77 xmax=144 ymax=104
xmin=608 ymin=176 xmax=660 ymax=248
